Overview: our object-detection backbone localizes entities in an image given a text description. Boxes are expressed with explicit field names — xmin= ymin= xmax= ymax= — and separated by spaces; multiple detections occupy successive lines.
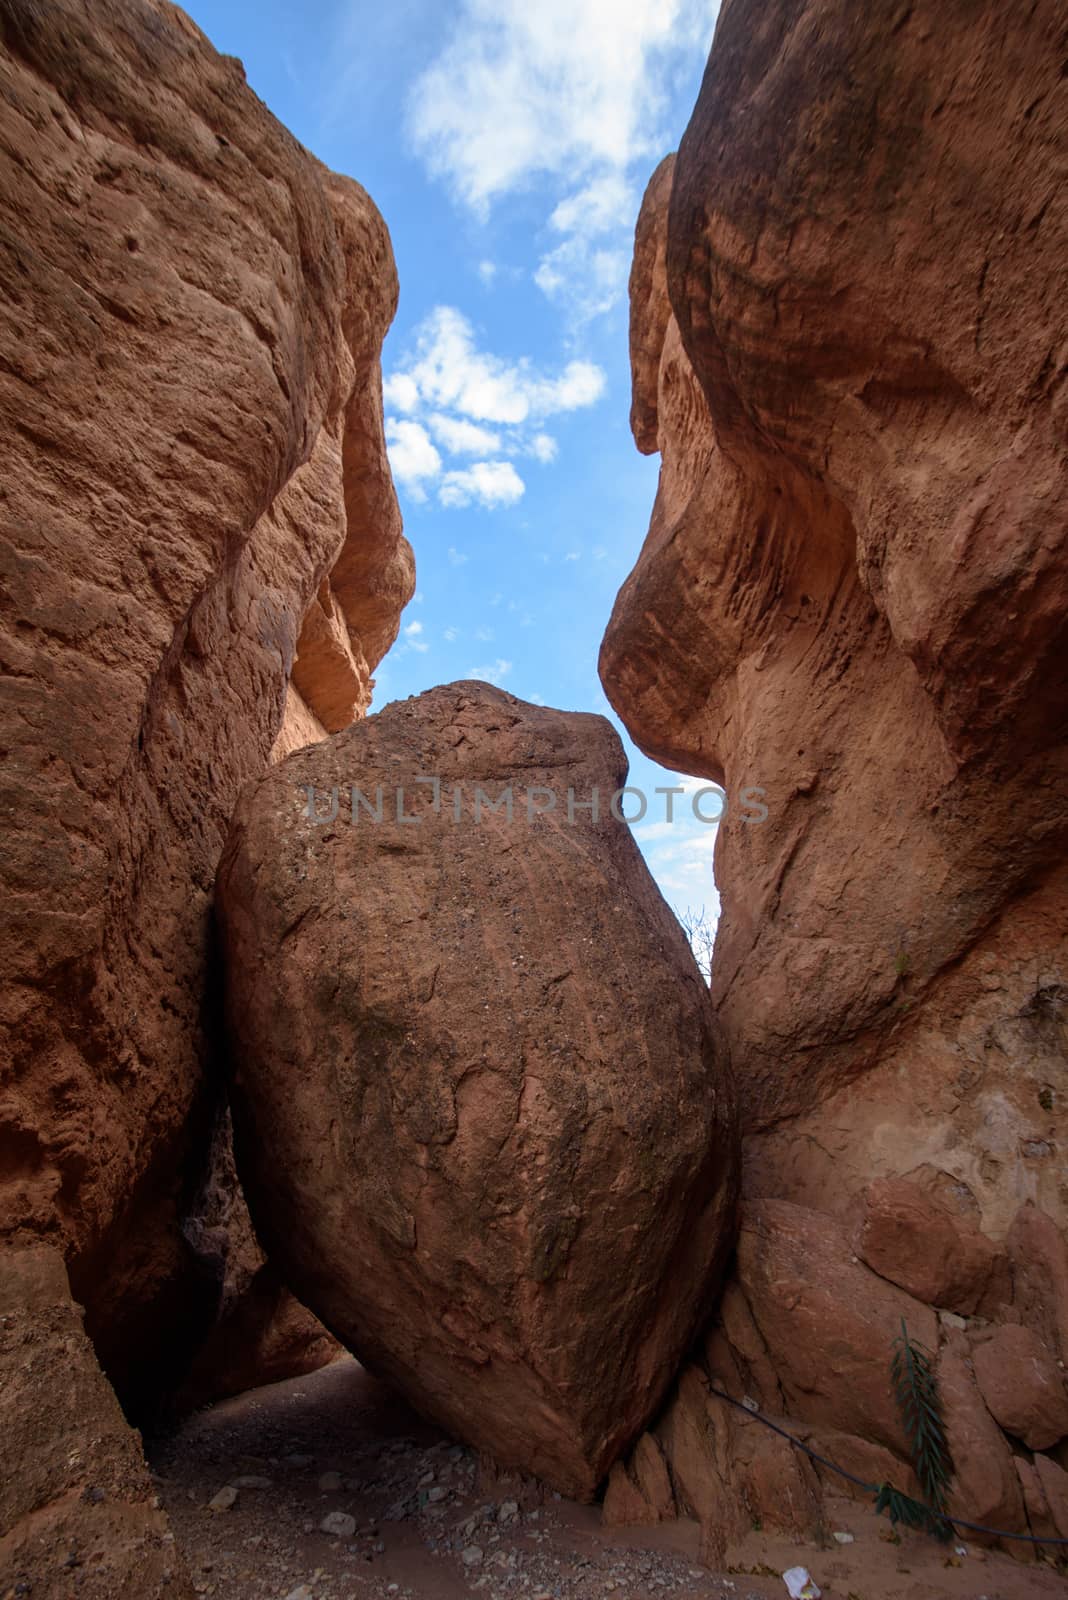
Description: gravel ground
xmin=149 ymin=1357 xmax=765 ymax=1600
xmin=148 ymin=1356 xmax=1068 ymax=1600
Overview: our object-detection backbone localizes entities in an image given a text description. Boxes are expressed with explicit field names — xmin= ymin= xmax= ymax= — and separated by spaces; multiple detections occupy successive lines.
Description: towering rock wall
xmin=0 ymin=0 xmax=412 ymax=1425
xmin=601 ymin=0 xmax=1068 ymax=1557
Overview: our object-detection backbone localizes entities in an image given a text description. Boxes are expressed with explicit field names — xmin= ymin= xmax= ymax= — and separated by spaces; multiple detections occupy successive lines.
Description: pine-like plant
xmin=873 ymin=1319 xmax=955 ymax=1541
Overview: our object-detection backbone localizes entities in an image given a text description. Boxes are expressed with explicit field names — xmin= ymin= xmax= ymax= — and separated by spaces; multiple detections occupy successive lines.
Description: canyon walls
xmin=601 ymin=0 xmax=1068 ymax=1557
xmin=0 ymin=0 xmax=410 ymax=1487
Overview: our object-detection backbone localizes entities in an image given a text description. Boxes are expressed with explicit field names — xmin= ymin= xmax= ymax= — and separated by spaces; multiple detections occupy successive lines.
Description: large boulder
xmin=0 ymin=0 xmax=412 ymax=1409
xmin=216 ymin=682 xmax=738 ymax=1498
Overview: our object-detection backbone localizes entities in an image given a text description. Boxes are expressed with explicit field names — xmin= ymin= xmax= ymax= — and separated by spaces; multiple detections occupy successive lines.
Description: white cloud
xmin=406 ymin=0 xmax=709 ymax=213
xmin=405 ymin=1 xmax=713 ymax=323
xmin=529 ymin=433 xmax=558 ymax=464
xmin=390 ymin=306 xmax=604 ymax=426
xmin=383 ymin=372 xmax=420 ymax=413
xmin=439 ymin=460 xmax=525 ymax=509
xmin=529 ymin=692 xmax=547 ymax=705
xmin=467 ymin=657 xmax=513 ymax=686
xmin=592 ymin=544 xmax=607 ymax=560
xmin=447 ymin=546 xmax=469 ymax=566
xmin=428 ymin=412 xmax=502 ymax=456
xmin=548 ymin=173 xmax=636 ymax=236
xmin=385 ymin=418 xmax=441 ymax=500
xmin=564 ymin=550 xmax=580 ymax=562
xmin=443 ymin=626 xmax=460 ymax=642
xmin=477 ymin=259 xmax=497 ymax=284
xmin=534 ymin=239 xmax=630 ymax=322
xmin=401 ymin=619 xmax=429 ymax=653
xmin=475 ymin=626 xmax=494 ymax=641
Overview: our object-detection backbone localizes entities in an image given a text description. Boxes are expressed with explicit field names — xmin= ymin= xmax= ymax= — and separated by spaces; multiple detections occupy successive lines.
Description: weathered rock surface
xmin=737 ymin=1201 xmax=938 ymax=1460
xmin=171 ymin=1111 xmax=341 ymax=1411
xmin=216 ymin=682 xmax=738 ymax=1499
xmin=0 ymin=0 xmax=411 ymax=1411
xmin=600 ymin=0 xmax=1067 ymax=1557
xmin=939 ymin=1334 xmax=1027 ymax=1541
xmin=971 ymin=1323 xmax=1068 ymax=1451
xmin=0 ymin=1247 xmax=193 ymax=1598
xmin=852 ymin=1177 xmax=1010 ymax=1317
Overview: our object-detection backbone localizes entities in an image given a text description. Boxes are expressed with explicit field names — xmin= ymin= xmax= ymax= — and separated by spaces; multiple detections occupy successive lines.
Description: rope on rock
xmin=706 ymin=1382 xmax=1068 ymax=1548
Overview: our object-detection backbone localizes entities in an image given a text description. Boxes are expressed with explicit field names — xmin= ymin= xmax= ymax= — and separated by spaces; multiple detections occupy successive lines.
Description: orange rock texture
xmin=0 ymin=0 xmax=411 ymax=1419
xmin=601 ymin=0 xmax=1068 ymax=1555
xmin=216 ymin=682 xmax=738 ymax=1500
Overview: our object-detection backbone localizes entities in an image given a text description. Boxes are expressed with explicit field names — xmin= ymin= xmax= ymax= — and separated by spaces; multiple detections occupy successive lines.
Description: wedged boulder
xmin=216 ymin=682 xmax=738 ymax=1498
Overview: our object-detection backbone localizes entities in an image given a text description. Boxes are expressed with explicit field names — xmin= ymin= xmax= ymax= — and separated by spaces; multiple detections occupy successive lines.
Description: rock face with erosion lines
xmin=0 ymin=0 xmax=410 ymax=1566
xmin=599 ymin=0 xmax=1068 ymax=1557
xmin=216 ymin=682 xmax=739 ymax=1499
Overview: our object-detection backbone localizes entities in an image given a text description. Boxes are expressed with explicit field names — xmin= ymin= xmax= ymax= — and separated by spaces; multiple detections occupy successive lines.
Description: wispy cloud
xmin=391 ymin=306 xmax=604 ymax=426
xmin=428 ymin=412 xmax=502 ymax=456
xmin=384 ymin=307 xmax=604 ymax=509
xmin=401 ymin=619 xmax=429 ymax=653
xmin=528 ymin=433 xmax=558 ymax=464
xmin=447 ymin=546 xmax=469 ymax=566
xmin=407 ymin=0 xmax=709 ymax=213
xmin=385 ymin=418 xmax=441 ymax=500
xmin=467 ymin=657 xmax=513 ymax=686
xmin=440 ymin=460 xmax=525 ymax=510
xmin=406 ymin=0 xmax=714 ymax=320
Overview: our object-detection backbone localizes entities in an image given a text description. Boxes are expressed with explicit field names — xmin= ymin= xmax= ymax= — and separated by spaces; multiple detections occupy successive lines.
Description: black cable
xmin=706 ymin=1382 xmax=1068 ymax=1548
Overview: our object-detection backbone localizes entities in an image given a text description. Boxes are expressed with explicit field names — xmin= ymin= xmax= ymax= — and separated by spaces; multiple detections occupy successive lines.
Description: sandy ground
xmin=149 ymin=1358 xmax=1068 ymax=1600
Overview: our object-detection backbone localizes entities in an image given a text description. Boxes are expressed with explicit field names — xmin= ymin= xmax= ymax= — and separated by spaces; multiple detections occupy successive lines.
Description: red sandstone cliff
xmin=0 ymin=0 xmax=410 ymax=1526
xmin=601 ymin=0 xmax=1068 ymax=1557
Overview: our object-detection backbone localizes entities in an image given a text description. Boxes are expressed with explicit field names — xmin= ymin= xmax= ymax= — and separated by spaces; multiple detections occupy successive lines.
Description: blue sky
xmin=187 ymin=0 xmax=723 ymax=925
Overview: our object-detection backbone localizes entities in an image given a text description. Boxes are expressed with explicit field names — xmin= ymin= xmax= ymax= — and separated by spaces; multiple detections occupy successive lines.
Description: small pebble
xmin=320 ymin=1511 xmax=357 ymax=1538
xmin=207 ymin=1486 xmax=238 ymax=1513
xmin=462 ymin=1545 xmax=484 ymax=1567
xmin=318 ymin=1471 xmax=342 ymax=1492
